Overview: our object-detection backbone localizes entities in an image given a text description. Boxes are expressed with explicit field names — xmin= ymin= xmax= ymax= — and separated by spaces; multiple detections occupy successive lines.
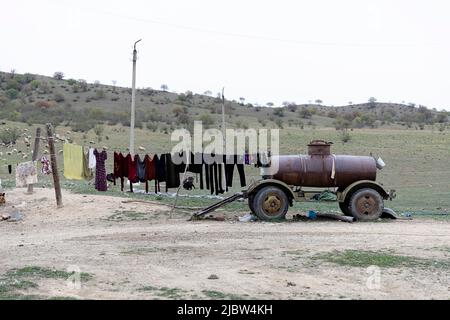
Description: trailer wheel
xmin=248 ymin=195 xmax=256 ymax=215
xmin=349 ymin=188 xmax=383 ymax=221
xmin=339 ymin=200 xmax=352 ymax=216
xmin=253 ymin=186 xmax=289 ymax=221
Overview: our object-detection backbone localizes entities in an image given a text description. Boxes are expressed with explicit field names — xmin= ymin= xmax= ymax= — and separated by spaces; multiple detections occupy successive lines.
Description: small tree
xmin=78 ymin=79 xmax=88 ymax=92
xmin=315 ymin=99 xmax=323 ymax=104
xmin=160 ymin=84 xmax=168 ymax=91
xmin=239 ymin=97 xmax=245 ymax=105
xmin=112 ymin=80 xmax=117 ymax=92
xmin=53 ymin=71 xmax=64 ymax=80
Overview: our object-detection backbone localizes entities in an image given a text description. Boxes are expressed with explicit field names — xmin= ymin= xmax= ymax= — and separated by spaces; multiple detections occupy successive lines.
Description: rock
xmin=1 ymin=214 xmax=11 ymax=221
xmin=287 ymin=281 xmax=296 ymax=287
xmin=24 ymin=137 xmax=29 ymax=144
xmin=8 ymin=211 xmax=22 ymax=222
xmin=22 ymin=154 xmax=28 ymax=159
xmin=44 ymin=150 xmax=49 ymax=154
xmin=207 ymin=274 xmax=219 ymax=280
xmin=90 ymin=141 xmax=95 ymax=144
xmin=138 ymin=146 xmax=145 ymax=151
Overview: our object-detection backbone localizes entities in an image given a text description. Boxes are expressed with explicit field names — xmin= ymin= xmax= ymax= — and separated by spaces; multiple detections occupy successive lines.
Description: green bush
xmin=6 ymin=88 xmax=19 ymax=99
xmin=0 ymin=127 xmax=20 ymax=144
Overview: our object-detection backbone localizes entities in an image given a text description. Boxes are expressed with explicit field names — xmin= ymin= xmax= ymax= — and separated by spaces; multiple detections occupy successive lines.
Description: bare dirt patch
xmin=0 ymin=187 xmax=449 ymax=300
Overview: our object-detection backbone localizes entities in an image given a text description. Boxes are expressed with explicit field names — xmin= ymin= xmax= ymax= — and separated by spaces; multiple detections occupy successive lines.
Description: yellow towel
xmin=63 ymin=143 xmax=84 ymax=180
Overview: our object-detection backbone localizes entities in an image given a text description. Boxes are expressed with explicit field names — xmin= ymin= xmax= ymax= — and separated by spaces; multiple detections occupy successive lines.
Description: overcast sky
xmin=1 ymin=0 xmax=449 ymax=110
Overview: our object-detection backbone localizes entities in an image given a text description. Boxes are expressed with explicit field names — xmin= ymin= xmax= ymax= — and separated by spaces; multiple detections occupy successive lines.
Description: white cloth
xmin=15 ymin=161 xmax=38 ymax=187
xmin=88 ymin=148 xmax=96 ymax=169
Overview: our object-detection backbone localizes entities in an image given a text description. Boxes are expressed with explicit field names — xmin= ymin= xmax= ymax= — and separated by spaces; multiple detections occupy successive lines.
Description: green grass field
xmin=1 ymin=120 xmax=450 ymax=216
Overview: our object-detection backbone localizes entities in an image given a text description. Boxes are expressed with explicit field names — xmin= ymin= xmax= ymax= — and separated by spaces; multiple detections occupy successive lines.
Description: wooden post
xmin=46 ymin=123 xmax=63 ymax=208
xmin=27 ymin=127 xmax=41 ymax=194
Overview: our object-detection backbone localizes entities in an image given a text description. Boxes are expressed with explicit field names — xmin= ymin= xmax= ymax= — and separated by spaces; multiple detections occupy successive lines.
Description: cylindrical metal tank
xmin=266 ymin=140 xmax=377 ymax=188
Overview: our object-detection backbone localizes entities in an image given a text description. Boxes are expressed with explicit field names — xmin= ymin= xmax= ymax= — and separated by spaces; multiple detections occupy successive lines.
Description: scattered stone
xmin=208 ymin=274 xmax=219 ymax=280
xmin=1 ymin=214 xmax=11 ymax=221
xmin=138 ymin=146 xmax=145 ymax=151
xmin=44 ymin=150 xmax=49 ymax=154
xmin=287 ymin=282 xmax=296 ymax=287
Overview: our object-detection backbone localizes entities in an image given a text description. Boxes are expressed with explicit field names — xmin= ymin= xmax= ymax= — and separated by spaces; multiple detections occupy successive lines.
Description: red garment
xmin=113 ymin=152 xmax=122 ymax=178
xmin=144 ymin=155 xmax=156 ymax=181
xmin=126 ymin=153 xmax=138 ymax=183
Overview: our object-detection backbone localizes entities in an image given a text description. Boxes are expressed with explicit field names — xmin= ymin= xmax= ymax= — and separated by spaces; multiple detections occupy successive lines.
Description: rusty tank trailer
xmin=193 ymin=140 xmax=395 ymax=222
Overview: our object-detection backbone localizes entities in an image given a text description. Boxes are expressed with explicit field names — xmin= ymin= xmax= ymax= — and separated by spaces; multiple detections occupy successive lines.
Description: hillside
xmin=0 ymin=71 xmax=448 ymax=133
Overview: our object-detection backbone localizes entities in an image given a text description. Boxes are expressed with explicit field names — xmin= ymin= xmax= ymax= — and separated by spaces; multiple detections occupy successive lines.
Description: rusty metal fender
xmin=244 ymin=179 xmax=295 ymax=206
xmin=337 ymin=180 xmax=391 ymax=202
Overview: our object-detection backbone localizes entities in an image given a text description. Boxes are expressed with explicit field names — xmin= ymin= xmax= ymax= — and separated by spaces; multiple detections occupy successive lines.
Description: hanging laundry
xmin=113 ymin=152 xmax=127 ymax=191
xmin=8 ymin=164 xmax=12 ymax=174
xmin=155 ymin=154 xmax=167 ymax=183
xmin=225 ymin=154 xmax=246 ymax=188
xmin=94 ymin=149 xmax=108 ymax=191
xmin=165 ymin=153 xmax=181 ymax=191
xmin=82 ymin=148 xmax=93 ymax=180
xmin=63 ymin=143 xmax=84 ymax=180
xmin=15 ymin=161 xmax=38 ymax=187
xmin=126 ymin=153 xmax=138 ymax=183
xmin=136 ymin=154 xmax=147 ymax=183
xmin=88 ymin=147 xmax=96 ymax=169
xmin=40 ymin=156 xmax=52 ymax=175
xmin=144 ymin=154 xmax=156 ymax=181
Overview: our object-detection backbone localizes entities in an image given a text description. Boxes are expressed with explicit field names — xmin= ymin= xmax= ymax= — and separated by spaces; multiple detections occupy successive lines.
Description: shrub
xmin=0 ymin=127 xmax=20 ymax=144
xmin=53 ymin=93 xmax=65 ymax=102
xmin=6 ymin=88 xmax=19 ymax=99
xmin=199 ymin=114 xmax=214 ymax=128
xmin=298 ymin=108 xmax=312 ymax=119
xmin=340 ymin=128 xmax=351 ymax=143
xmin=95 ymin=89 xmax=105 ymax=99
xmin=273 ymin=108 xmax=284 ymax=117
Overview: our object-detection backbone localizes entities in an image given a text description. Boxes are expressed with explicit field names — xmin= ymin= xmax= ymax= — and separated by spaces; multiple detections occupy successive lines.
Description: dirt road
xmin=0 ymin=188 xmax=449 ymax=300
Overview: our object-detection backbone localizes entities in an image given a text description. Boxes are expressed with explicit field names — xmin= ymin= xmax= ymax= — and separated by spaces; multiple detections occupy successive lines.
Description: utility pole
xmin=221 ymin=87 xmax=226 ymax=150
xmin=129 ymin=39 xmax=142 ymax=156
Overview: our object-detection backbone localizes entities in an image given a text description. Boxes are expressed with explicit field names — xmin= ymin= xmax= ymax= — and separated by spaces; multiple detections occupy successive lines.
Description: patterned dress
xmin=94 ymin=149 xmax=108 ymax=191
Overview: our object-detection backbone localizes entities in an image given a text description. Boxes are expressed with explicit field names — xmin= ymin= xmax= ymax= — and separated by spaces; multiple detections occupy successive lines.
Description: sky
xmin=1 ymin=0 xmax=450 ymax=110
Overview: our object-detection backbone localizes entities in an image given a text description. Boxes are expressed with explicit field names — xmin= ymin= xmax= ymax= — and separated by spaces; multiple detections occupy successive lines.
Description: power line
xmin=57 ymin=2 xmax=436 ymax=48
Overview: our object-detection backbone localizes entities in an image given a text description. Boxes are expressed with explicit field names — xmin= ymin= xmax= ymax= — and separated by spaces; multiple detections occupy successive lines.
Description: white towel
xmin=88 ymin=148 xmax=96 ymax=169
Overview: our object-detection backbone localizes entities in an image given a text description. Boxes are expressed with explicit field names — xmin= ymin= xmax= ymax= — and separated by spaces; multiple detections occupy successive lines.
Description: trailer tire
xmin=349 ymin=188 xmax=383 ymax=221
xmin=339 ymin=200 xmax=352 ymax=216
xmin=248 ymin=195 xmax=256 ymax=215
xmin=253 ymin=186 xmax=289 ymax=221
